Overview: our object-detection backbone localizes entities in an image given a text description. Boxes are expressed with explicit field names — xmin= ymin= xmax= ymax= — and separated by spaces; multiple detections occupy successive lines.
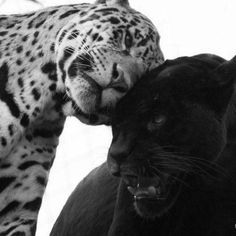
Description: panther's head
xmin=56 ymin=0 xmax=163 ymax=125
xmin=107 ymin=54 xmax=236 ymax=218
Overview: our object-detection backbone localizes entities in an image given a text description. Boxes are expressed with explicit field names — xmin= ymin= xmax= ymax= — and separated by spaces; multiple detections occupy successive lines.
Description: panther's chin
xmin=125 ymin=175 xmax=183 ymax=218
xmin=133 ymin=186 xmax=181 ymax=218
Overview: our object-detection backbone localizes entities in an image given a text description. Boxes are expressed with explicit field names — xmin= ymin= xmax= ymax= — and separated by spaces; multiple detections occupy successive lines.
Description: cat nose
xmin=107 ymin=152 xmax=123 ymax=176
xmin=108 ymin=157 xmax=121 ymax=177
xmin=109 ymin=63 xmax=128 ymax=93
xmin=107 ymin=132 xmax=132 ymax=176
xmin=112 ymin=63 xmax=122 ymax=81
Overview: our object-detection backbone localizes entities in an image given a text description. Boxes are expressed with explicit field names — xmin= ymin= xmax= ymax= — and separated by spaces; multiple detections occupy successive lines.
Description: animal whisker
xmin=149 ymin=147 xmax=227 ymax=178
xmin=76 ymin=53 xmax=95 ymax=66
xmin=149 ymin=153 xmax=225 ymax=182
xmin=149 ymin=165 xmax=191 ymax=189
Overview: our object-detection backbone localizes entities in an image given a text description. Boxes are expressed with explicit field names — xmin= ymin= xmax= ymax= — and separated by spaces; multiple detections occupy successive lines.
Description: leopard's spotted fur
xmin=0 ymin=0 xmax=163 ymax=235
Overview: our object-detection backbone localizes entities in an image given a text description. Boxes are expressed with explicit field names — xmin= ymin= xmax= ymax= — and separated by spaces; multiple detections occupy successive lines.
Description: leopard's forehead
xmin=78 ymin=3 xmax=157 ymax=28
xmin=58 ymin=4 xmax=159 ymax=44
xmin=56 ymin=3 xmax=162 ymax=72
xmin=84 ymin=5 xmax=159 ymax=44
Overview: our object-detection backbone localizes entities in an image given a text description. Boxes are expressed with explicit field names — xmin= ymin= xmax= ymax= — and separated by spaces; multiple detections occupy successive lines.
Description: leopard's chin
xmin=67 ymin=70 xmax=131 ymax=125
xmin=67 ymin=85 xmax=113 ymax=125
xmin=72 ymin=100 xmax=111 ymax=125
xmin=125 ymin=176 xmax=183 ymax=218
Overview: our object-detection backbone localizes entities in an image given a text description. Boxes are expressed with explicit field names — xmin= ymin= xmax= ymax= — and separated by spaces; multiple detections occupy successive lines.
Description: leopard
xmin=51 ymin=54 xmax=236 ymax=236
xmin=0 ymin=0 xmax=164 ymax=235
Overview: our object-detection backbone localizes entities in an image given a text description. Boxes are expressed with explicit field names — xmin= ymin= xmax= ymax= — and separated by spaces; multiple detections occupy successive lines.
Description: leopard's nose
xmin=109 ymin=63 xmax=128 ymax=93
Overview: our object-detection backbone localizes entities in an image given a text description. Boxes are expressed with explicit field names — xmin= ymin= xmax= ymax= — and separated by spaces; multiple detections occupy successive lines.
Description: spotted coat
xmin=0 ymin=0 xmax=164 ymax=235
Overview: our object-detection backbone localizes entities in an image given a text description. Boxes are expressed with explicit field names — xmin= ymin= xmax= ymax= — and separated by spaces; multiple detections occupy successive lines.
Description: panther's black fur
xmin=51 ymin=54 xmax=236 ymax=236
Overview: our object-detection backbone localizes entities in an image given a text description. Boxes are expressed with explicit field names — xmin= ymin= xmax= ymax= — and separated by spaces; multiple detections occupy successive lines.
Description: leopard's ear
xmin=95 ymin=0 xmax=130 ymax=7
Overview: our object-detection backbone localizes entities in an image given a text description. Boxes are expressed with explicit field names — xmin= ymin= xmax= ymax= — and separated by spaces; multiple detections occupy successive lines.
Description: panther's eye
xmin=124 ymin=31 xmax=133 ymax=48
xmin=153 ymin=116 xmax=165 ymax=125
xmin=147 ymin=115 xmax=166 ymax=132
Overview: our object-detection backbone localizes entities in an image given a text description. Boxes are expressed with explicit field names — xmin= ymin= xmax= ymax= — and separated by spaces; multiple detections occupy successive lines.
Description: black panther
xmin=51 ymin=54 xmax=236 ymax=236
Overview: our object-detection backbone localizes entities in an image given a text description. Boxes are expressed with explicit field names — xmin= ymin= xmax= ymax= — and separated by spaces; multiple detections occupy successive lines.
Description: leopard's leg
xmin=0 ymin=119 xmax=65 ymax=236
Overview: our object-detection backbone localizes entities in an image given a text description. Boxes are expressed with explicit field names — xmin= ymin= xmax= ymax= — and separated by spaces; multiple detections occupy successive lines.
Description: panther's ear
xmin=214 ymin=56 xmax=236 ymax=87
xmin=95 ymin=0 xmax=130 ymax=7
xmin=208 ymin=56 xmax=236 ymax=115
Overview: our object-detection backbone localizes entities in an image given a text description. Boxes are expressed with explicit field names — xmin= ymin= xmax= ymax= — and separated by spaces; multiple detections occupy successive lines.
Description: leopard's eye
xmin=124 ymin=31 xmax=133 ymax=48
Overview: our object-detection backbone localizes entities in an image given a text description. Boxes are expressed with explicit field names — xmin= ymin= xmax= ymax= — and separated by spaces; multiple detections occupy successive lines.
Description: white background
xmin=1 ymin=0 xmax=236 ymax=235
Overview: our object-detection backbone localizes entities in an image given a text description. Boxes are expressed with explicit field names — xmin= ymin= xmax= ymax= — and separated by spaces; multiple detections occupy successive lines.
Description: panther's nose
xmin=108 ymin=144 xmax=131 ymax=176
xmin=107 ymin=131 xmax=132 ymax=176
xmin=107 ymin=152 xmax=122 ymax=177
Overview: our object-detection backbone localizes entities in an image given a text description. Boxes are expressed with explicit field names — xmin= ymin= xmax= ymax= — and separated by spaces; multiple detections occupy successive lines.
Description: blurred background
xmin=1 ymin=0 xmax=236 ymax=235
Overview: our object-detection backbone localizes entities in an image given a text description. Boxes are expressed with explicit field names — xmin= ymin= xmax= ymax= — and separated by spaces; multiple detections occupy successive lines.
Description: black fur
xmin=51 ymin=54 xmax=236 ymax=236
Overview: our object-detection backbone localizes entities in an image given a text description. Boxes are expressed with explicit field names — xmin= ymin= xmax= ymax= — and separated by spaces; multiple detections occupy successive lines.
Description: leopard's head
xmin=107 ymin=54 xmax=236 ymax=218
xmin=56 ymin=0 xmax=163 ymax=125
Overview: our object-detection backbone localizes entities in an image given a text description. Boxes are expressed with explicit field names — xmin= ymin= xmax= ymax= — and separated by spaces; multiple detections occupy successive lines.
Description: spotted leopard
xmin=0 ymin=0 xmax=163 ymax=235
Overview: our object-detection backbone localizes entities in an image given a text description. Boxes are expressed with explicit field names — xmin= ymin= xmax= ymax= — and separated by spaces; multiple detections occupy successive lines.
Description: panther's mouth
xmin=127 ymin=182 xmax=166 ymax=201
xmin=123 ymin=174 xmax=182 ymax=218
xmin=125 ymin=176 xmax=167 ymax=201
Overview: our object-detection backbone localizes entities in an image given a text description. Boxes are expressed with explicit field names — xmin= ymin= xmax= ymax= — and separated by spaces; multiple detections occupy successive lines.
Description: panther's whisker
xmin=148 ymin=150 xmax=225 ymax=181
xmin=150 ymin=166 xmax=191 ymax=188
xmin=155 ymin=151 xmax=227 ymax=177
xmin=153 ymin=158 xmax=223 ymax=181
xmin=169 ymin=175 xmax=191 ymax=189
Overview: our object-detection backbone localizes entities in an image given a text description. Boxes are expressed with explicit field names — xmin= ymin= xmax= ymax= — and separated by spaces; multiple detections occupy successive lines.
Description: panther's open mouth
xmin=123 ymin=174 xmax=182 ymax=218
xmin=127 ymin=182 xmax=166 ymax=201
xmin=124 ymin=176 xmax=167 ymax=201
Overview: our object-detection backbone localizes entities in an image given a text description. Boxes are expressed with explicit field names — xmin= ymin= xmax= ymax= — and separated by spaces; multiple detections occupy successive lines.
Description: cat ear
xmin=214 ymin=56 xmax=236 ymax=87
xmin=95 ymin=0 xmax=130 ymax=7
xmin=208 ymin=56 xmax=236 ymax=115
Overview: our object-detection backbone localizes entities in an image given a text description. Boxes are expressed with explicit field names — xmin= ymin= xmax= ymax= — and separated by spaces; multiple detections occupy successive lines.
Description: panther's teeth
xmin=156 ymin=186 xmax=161 ymax=195
xmin=127 ymin=186 xmax=135 ymax=195
xmin=128 ymin=185 xmax=158 ymax=197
